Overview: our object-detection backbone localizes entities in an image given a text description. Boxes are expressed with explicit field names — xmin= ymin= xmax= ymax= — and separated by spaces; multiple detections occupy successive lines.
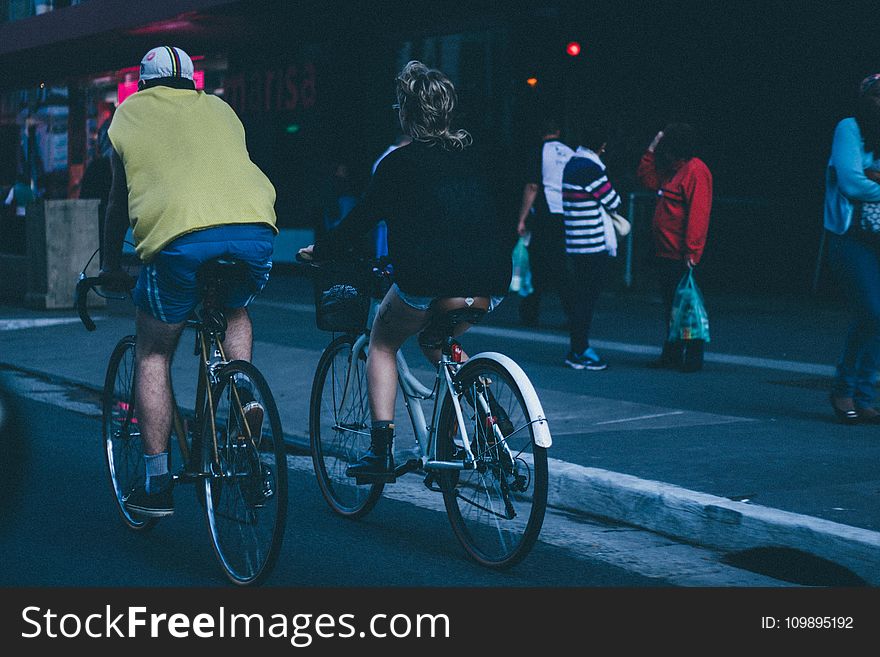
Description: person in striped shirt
xmin=560 ymin=125 xmax=622 ymax=370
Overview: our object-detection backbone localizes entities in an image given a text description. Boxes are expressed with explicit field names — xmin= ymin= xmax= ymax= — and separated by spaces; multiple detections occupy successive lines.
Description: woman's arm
xmin=312 ymin=164 xmax=389 ymax=260
xmin=831 ymin=119 xmax=880 ymax=202
xmin=637 ymin=150 xmax=660 ymax=191
xmin=682 ymin=162 xmax=712 ymax=266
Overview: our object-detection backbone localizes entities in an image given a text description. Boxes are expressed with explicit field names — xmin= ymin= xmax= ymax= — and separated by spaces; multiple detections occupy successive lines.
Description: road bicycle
xmin=301 ymin=256 xmax=551 ymax=568
xmin=75 ymin=256 xmax=287 ymax=585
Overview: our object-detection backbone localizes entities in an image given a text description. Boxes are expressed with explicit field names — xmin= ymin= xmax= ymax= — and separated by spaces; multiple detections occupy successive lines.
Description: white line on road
xmin=253 ymin=300 xmax=314 ymax=313
xmin=252 ymin=299 xmax=837 ymax=377
xmin=594 ymin=411 xmax=685 ymax=425
xmin=0 ymin=317 xmax=85 ymax=331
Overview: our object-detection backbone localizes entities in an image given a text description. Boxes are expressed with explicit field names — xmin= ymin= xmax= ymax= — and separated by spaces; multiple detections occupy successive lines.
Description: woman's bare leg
xmin=367 ymin=288 xmax=429 ymax=423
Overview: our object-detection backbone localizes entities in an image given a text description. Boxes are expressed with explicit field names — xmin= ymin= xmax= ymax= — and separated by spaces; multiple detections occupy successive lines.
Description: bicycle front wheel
xmin=310 ymin=334 xmax=383 ymax=518
xmin=437 ymin=356 xmax=548 ymax=569
xmin=202 ymin=361 xmax=287 ymax=586
xmin=102 ymin=336 xmax=156 ymax=532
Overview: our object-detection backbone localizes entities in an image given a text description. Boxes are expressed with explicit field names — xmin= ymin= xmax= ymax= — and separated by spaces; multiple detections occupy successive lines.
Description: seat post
xmin=442 ymin=337 xmax=464 ymax=363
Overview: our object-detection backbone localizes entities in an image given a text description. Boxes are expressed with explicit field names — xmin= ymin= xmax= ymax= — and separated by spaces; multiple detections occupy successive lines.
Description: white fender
xmin=464 ymin=352 xmax=552 ymax=448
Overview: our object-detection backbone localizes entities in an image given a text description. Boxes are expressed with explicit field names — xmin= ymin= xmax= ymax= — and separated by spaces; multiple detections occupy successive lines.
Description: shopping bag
xmin=509 ymin=235 xmax=533 ymax=297
xmin=668 ymin=268 xmax=710 ymax=343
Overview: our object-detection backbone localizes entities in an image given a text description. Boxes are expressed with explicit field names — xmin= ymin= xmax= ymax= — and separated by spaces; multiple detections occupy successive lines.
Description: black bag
xmin=311 ymin=262 xmax=371 ymax=333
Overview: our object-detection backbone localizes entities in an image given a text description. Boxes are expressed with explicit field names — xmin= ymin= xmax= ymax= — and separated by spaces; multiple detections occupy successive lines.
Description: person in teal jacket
xmin=825 ymin=73 xmax=880 ymax=424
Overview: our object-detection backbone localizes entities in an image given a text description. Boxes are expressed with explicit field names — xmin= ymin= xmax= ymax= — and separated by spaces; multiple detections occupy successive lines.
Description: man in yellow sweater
xmin=99 ymin=46 xmax=278 ymax=516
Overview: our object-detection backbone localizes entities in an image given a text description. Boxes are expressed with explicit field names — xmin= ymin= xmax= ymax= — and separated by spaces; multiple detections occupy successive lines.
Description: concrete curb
xmin=547 ymin=457 xmax=880 ymax=586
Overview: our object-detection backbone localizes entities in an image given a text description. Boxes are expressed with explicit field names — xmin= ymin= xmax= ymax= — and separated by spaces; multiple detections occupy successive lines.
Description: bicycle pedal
xmin=353 ymin=473 xmax=397 ymax=485
xmin=393 ymin=458 xmax=421 ymax=478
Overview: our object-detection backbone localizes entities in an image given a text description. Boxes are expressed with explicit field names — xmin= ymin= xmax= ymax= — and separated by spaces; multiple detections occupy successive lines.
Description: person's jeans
xmin=520 ymin=213 xmax=572 ymax=322
xmin=566 ymin=252 xmax=609 ymax=354
xmin=828 ymin=231 xmax=880 ymax=407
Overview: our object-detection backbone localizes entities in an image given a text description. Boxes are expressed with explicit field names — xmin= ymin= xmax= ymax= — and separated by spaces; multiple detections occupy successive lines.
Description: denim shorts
xmin=133 ymin=224 xmax=274 ymax=324
xmin=393 ymin=283 xmax=504 ymax=312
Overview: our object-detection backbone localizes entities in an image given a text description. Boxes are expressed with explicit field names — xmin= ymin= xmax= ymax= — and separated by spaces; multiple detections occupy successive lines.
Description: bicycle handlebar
xmin=75 ymin=273 xmax=136 ymax=332
xmin=75 ymin=276 xmax=100 ymax=332
xmin=295 ymin=250 xmax=391 ymax=273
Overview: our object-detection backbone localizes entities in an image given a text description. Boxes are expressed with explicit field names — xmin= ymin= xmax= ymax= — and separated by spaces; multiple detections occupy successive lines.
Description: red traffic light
xmin=566 ymin=41 xmax=581 ymax=57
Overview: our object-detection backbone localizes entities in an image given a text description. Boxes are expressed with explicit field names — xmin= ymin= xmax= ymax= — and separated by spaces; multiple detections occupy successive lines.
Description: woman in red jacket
xmin=637 ymin=123 xmax=713 ymax=372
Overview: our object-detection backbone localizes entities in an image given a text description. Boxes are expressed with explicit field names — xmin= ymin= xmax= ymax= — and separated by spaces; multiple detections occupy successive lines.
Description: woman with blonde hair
xmin=298 ymin=61 xmax=511 ymax=478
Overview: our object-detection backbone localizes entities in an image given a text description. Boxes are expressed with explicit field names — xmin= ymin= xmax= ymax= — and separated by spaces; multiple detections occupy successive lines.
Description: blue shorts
xmin=393 ymin=283 xmax=504 ymax=312
xmin=133 ymin=224 xmax=274 ymax=324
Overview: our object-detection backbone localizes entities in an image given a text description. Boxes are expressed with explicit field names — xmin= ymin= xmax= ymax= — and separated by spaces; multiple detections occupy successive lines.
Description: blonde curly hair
xmin=395 ymin=60 xmax=472 ymax=150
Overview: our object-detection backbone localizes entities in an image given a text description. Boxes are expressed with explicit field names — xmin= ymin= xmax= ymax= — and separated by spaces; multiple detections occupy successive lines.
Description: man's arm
xmin=516 ymin=183 xmax=539 ymax=236
xmin=101 ymin=149 xmax=129 ymax=273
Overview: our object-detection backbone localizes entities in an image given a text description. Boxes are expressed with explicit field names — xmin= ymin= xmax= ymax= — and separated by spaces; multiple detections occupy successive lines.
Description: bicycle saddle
xmin=197 ymin=258 xmax=253 ymax=296
xmin=418 ymin=297 xmax=489 ymax=349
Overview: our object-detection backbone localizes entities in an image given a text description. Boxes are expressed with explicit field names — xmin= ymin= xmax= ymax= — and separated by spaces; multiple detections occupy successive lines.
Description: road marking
xmin=594 ymin=411 xmax=685 ymax=425
xmin=0 ymin=317 xmax=85 ymax=331
xmin=253 ymin=300 xmax=314 ymax=313
xmin=253 ymin=298 xmax=837 ymax=376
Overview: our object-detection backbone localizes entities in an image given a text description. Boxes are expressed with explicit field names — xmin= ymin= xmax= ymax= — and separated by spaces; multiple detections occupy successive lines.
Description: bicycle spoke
xmin=438 ymin=358 xmax=547 ymax=568
xmin=204 ymin=363 xmax=286 ymax=585
xmin=104 ymin=337 xmax=155 ymax=531
xmin=311 ymin=335 xmax=383 ymax=517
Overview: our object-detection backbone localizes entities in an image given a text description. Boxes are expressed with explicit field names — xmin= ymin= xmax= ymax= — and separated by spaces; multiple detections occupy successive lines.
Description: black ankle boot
xmin=346 ymin=425 xmax=395 ymax=480
xmin=648 ymin=341 xmax=683 ymax=369
xmin=679 ymin=339 xmax=704 ymax=372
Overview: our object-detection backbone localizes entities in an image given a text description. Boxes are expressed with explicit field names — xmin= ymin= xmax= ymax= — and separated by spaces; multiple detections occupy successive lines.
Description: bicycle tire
xmin=436 ymin=356 xmax=548 ymax=568
xmin=102 ymin=335 xmax=157 ymax=532
xmin=310 ymin=334 xmax=384 ymax=518
xmin=202 ymin=360 xmax=288 ymax=586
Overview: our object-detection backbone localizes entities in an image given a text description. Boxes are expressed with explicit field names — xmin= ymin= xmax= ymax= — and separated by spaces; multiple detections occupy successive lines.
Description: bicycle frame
xmin=174 ymin=310 xmax=259 ymax=479
xmin=335 ymin=297 xmax=546 ymax=473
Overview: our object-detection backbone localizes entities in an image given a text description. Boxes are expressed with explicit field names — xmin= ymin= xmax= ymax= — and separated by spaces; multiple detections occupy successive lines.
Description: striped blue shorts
xmin=133 ymin=224 xmax=274 ymax=324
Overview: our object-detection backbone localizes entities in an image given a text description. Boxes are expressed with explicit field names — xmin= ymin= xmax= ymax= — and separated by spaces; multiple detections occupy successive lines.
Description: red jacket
xmin=637 ymin=151 xmax=712 ymax=264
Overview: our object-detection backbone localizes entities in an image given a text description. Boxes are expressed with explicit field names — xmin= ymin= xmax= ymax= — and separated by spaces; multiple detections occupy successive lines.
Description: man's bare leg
xmin=135 ymin=309 xmax=186 ymax=457
xmin=221 ymin=306 xmax=253 ymax=361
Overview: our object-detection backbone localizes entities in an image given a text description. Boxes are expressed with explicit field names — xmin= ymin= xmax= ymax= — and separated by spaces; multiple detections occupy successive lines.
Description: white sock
xmin=144 ymin=452 xmax=169 ymax=494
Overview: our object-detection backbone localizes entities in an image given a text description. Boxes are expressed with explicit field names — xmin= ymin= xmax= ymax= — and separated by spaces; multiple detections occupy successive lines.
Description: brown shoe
xmin=855 ymin=406 xmax=880 ymax=424
xmin=830 ymin=394 xmax=860 ymax=425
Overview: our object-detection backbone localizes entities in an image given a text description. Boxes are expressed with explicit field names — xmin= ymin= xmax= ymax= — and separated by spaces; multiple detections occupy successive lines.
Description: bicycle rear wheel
xmin=310 ymin=334 xmax=383 ymax=518
xmin=102 ymin=336 xmax=156 ymax=531
xmin=437 ymin=357 xmax=548 ymax=568
xmin=202 ymin=361 xmax=287 ymax=586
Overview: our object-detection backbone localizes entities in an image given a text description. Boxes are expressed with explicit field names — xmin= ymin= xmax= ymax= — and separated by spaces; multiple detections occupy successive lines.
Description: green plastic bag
xmin=509 ymin=235 xmax=533 ymax=297
xmin=668 ymin=268 xmax=710 ymax=342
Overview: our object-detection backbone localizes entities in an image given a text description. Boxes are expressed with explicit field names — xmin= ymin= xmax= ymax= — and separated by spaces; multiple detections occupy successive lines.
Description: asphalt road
xmin=2 ymin=268 xmax=870 ymax=587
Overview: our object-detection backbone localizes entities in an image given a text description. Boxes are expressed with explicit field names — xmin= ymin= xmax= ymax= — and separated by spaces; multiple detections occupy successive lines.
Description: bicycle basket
xmin=312 ymin=262 xmax=371 ymax=333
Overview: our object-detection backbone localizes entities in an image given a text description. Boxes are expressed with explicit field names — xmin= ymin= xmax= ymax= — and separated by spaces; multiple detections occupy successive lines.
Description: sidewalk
xmin=1 ymin=274 xmax=878 ymax=586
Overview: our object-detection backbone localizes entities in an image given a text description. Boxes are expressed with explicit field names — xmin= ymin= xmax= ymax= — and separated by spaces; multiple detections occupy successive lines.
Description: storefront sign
xmin=223 ymin=63 xmax=316 ymax=115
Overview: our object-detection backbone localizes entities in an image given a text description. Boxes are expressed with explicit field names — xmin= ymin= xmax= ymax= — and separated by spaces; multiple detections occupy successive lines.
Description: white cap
xmin=139 ymin=46 xmax=194 ymax=83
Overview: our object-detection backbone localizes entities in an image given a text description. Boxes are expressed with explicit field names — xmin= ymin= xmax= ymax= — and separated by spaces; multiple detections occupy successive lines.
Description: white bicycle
xmin=301 ymin=256 xmax=551 ymax=569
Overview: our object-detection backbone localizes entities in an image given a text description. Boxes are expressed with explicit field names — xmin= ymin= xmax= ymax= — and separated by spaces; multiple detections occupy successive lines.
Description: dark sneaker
xmin=125 ymin=485 xmax=174 ymax=517
xmin=242 ymin=462 xmax=274 ymax=508
xmin=566 ymin=348 xmax=608 ymax=371
xmin=581 ymin=347 xmax=608 ymax=371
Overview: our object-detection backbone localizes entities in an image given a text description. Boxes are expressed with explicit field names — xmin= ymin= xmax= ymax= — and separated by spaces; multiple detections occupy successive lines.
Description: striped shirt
xmin=561 ymin=147 xmax=622 ymax=254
